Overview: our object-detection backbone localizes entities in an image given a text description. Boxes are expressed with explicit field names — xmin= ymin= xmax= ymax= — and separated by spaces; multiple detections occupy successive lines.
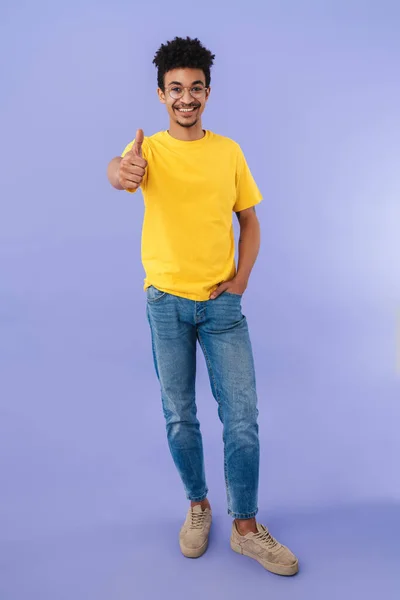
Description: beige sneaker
xmin=179 ymin=505 xmax=212 ymax=558
xmin=231 ymin=521 xmax=299 ymax=576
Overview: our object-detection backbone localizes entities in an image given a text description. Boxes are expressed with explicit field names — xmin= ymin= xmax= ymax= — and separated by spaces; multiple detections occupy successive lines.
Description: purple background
xmin=1 ymin=1 xmax=399 ymax=598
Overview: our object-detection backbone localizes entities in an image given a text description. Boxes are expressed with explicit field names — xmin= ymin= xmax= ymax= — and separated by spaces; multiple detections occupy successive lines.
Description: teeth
xmin=178 ymin=108 xmax=196 ymax=112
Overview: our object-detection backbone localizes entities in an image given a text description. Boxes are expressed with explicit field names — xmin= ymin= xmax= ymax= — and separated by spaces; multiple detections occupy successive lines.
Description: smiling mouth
xmin=175 ymin=106 xmax=199 ymax=114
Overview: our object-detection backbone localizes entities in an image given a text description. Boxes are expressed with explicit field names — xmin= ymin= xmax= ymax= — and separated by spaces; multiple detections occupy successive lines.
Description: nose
xmin=182 ymin=88 xmax=193 ymax=104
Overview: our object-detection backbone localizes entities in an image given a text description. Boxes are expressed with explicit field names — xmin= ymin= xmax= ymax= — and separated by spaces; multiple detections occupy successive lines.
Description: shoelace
xmin=254 ymin=525 xmax=278 ymax=549
xmin=190 ymin=511 xmax=206 ymax=530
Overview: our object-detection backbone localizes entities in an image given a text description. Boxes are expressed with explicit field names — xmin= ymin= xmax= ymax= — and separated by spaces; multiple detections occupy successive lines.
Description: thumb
xmin=210 ymin=282 xmax=229 ymax=300
xmin=132 ymin=129 xmax=144 ymax=157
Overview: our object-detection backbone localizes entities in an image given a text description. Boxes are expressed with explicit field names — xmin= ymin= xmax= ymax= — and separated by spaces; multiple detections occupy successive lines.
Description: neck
xmin=168 ymin=118 xmax=205 ymax=141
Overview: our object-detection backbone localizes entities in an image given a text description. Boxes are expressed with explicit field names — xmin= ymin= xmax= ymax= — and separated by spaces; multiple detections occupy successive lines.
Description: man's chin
xmin=176 ymin=118 xmax=199 ymax=128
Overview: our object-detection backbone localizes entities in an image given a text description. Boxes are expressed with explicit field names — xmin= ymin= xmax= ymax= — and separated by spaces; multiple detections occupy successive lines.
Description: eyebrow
xmin=166 ymin=80 xmax=205 ymax=87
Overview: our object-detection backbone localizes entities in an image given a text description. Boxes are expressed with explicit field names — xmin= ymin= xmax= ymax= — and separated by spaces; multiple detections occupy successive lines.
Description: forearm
xmin=107 ymin=156 xmax=123 ymax=190
xmin=236 ymin=218 xmax=261 ymax=285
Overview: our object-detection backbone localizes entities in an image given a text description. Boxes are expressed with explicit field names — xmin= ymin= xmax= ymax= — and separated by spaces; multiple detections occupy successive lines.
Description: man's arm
xmin=210 ymin=206 xmax=260 ymax=299
xmin=235 ymin=206 xmax=261 ymax=287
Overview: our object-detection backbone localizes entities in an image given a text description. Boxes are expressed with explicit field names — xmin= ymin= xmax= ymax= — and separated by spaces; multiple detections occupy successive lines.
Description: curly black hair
xmin=153 ymin=36 xmax=215 ymax=91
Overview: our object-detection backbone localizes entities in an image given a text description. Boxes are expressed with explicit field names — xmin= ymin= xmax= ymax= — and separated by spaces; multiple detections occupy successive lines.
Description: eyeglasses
xmin=166 ymin=85 xmax=208 ymax=100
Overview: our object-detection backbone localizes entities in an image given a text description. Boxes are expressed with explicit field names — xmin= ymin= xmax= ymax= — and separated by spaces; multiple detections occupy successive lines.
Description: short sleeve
xmin=233 ymin=146 xmax=263 ymax=212
xmin=120 ymin=138 xmax=149 ymax=193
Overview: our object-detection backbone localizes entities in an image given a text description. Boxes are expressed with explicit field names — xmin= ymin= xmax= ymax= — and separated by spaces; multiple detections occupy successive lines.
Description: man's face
xmin=158 ymin=68 xmax=211 ymax=128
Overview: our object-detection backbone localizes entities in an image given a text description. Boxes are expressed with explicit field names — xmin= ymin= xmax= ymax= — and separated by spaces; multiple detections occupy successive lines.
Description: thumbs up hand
xmin=119 ymin=129 xmax=147 ymax=191
xmin=132 ymin=128 xmax=144 ymax=157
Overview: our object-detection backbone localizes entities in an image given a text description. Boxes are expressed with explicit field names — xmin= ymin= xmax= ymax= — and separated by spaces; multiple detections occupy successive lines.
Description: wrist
xmin=234 ymin=273 xmax=249 ymax=290
xmin=108 ymin=157 xmax=123 ymax=190
xmin=114 ymin=158 xmax=123 ymax=189
xmin=235 ymin=272 xmax=248 ymax=285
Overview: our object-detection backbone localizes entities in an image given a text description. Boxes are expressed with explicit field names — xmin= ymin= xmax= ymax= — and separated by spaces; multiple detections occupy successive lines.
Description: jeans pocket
xmin=146 ymin=285 xmax=167 ymax=303
xmin=224 ymin=291 xmax=243 ymax=298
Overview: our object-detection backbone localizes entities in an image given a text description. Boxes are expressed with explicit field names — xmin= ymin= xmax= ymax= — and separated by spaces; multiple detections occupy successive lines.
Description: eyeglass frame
xmin=165 ymin=85 xmax=209 ymax=100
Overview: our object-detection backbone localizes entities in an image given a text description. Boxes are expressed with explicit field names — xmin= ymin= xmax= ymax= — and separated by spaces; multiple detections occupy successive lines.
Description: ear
xmin=157 ymin=88 xmax=166 ymax=104
xmin=205 ymin=86 xmax=211 ymax=102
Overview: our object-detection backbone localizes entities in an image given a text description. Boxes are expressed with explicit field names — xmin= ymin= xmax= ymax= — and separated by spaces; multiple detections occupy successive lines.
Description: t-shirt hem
xmin=144 ymin=282 xmax=215 ymax=302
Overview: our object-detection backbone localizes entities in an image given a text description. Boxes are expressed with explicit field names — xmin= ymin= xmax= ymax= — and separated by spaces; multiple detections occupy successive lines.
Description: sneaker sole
xmin=180 ymin=537 xmax=209 ymax=559
xmin=231 ymin=540 xmax=299 ymax=576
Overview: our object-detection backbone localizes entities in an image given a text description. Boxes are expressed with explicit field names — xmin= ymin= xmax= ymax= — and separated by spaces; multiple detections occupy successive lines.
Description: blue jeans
xmin=146 ymin=286 xmax=260 ymax=519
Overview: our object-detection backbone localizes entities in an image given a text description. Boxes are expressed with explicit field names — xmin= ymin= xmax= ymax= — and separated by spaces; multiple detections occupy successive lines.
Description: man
xmin=107 ymin=36 xmax=298 ymax=576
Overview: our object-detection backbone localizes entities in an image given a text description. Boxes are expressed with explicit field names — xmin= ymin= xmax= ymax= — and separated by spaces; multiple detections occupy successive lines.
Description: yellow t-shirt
xmin=121 ymin=130 xmax=262 ymax=301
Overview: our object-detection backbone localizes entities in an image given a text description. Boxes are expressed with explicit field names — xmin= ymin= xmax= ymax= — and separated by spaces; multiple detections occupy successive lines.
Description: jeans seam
xmin=197 ymin=330 xmax=231 ymax=510
xmin=147 ymin=307 xmax=160 ymax=379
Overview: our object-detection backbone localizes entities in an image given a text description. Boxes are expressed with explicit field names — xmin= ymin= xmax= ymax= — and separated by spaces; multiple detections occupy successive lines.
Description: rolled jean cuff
xmin=187 ymin=490 xmax=208 ymax=502
xmin=228 ymin=508 xmax=258 ymax=520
